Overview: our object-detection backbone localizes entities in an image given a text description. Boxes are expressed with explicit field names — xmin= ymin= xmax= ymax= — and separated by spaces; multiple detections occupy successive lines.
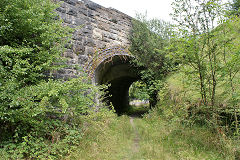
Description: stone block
xmin=85 ymin=46 xmax=95 ymax=56
xmin=56 ymin=7 xmax=66 ymax=13
xmin=92 ymin=29 xmax=103 ymax=40
xmin=102 ymin=37 xmax=110 ymax=43
xmin=78 ymin=55 xmax=89 ymax=65
xmin=82 ymin=28 xmax=93 ymax=34
xmin=95 ymin=40 xmax=107 ymax=49
xmin=75 ymin=18 xmax=86 ymax=26
xmin=72 ymin=35 xmax=83 ymax=42
xmin=67 ymin=9 xmax=78 ymax=16
xmin=83 ymin=0 xmax=101 ymax=11
xmin=73 ymin=42 xmax=85 ymax=55
xmin=64 ymin=51 xmax=75 ymax=59
xmin=56 ymin=0 xmax=133 ymax=78
xmin=62 ymin=0 xmax=78 ymax=6
xmin=87 ymin=10 xmax=95 ymax=17
xmin=66 ymin=58 xmax=77 ymax=65
xmin=78 ymin=7 xmax=88 ymax=16
xmin=84 ymin=38 xmax=96 ymax=47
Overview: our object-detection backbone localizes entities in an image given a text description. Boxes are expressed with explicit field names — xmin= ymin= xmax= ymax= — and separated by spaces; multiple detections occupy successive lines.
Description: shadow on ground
xmin=121 ymin=104 xmax=150 ymax=118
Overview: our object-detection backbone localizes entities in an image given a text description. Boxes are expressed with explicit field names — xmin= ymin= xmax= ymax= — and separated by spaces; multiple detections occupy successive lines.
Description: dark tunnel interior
xmin=94 ymin=55 xmax=139 ymax=114
xmin=106 ymin=76 xmax=138 ymax=113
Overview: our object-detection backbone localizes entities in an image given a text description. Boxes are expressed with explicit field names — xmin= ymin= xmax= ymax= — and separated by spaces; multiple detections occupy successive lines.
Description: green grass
xmin=65 ymin=107 xmax=234 ymax=160
xmin=65 ymin=114 xmax=135 ymax=160
xmin=166 ymin=69 xmax=240 ymax=109
xmin=65 ymin=69 xmax=240 ymax=160
xmin=134 ymin=113 xmax=234 ymax=160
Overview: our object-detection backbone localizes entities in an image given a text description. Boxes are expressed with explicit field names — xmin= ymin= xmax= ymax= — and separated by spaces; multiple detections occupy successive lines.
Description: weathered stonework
xmin=56 ymin=0 xmax=138 ymax=113
xmin=56 ymin=0 xmax=133 ymax=79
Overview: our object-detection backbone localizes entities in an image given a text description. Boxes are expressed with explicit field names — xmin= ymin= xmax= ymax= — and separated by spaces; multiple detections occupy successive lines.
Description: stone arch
xmin=86 ymin=46 xmax=140 ymax=114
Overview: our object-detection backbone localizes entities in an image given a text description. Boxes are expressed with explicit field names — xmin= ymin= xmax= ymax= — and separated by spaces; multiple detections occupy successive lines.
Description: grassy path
xmin=129 ymin=117 xmax=140 ymax=154
xmin=66 ymin=110 xmax=232 ymax=160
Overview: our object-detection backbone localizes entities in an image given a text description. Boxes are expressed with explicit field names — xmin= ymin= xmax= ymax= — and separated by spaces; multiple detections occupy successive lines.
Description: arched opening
xmin=129 ymin=81 xmax=149 ymax=105
xmin=94 ymin=55 xmax=140 ymax=114
xmin=128 ymin=81 xmax=150 ymax=116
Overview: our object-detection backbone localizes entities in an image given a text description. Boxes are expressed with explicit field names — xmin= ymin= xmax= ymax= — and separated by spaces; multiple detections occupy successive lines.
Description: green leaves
xmin=170 ymin=0 xmax=240 ymax=135
xmin=0 ymin=0 xmax=72 ymax=86
xmin=129 ymin=81 xmax=149 ymax=100
xmin=0 ymin=76 xmax=103 ymax=159
xmin=130 ymin=15 xmax=176 ymax=107
xmin=228 ymin=0 xmax=240 ymax=16
xmin=0 ymin=0 xmax=90 ymax=158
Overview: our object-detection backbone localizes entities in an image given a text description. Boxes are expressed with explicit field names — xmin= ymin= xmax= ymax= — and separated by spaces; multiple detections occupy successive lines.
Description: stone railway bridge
xmin=56 ymin=0 xmax=140 ymax=113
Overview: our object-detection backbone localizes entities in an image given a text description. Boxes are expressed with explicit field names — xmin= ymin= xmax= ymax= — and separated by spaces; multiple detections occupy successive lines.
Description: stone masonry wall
xmin=55 ymin=0 xmax=133 ymax=79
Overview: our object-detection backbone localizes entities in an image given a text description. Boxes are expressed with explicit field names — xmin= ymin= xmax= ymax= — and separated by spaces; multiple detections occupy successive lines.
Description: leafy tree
xmin=218 ymin=17 xmax=240 ymax=134
xmin=229 ymin=0 xmax=240 ymax=16
xmin=0 ymin=0 xmax=71 ymax=86
xmin=130 ymin=14 xmax=176 ymax=108
xmin=171 ymin=0 xmax=224 ymax=107
xmin=0 ymin=76 xmax=103 ymax=159
xmin=171 ymin=0 xmax=240 ymax=130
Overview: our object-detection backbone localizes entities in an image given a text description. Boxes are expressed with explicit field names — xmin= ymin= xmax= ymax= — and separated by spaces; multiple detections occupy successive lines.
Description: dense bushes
xmin=0 ymin=0 xmax=105 ymax=159
xmin=0 ymin=0 xmax=70 ymax=86
xmin=129 ymin=15 xmax=176 ymax=108
xmin=0 ymin=77 xmax=104 ymax=159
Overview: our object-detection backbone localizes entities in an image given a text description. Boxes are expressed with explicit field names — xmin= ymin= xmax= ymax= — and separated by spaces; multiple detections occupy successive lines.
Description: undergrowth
xmin=66 ymin=69 xmax=239 ymax=159
xmin=66 ymin=111 xmax=134 ymax=160
xmin=135 ymin=110 xmax=235 ymax=160
xmin=0 ymin=77 xmax=107 ymax=159
xmin=66 ymin=103 xmax=236 ymax=160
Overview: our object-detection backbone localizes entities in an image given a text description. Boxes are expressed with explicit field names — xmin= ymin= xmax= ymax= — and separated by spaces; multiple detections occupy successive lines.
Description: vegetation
xmin=0 ymin=0 xmax=105 ymax=159
xmin=229 ymin=0 xmax=240 ymax=16
xmin=129 ymin=81 xmax=149 ymax=101
xmin=171 ymin=0 xmax=240 ymax=133
xmin=65 ymin=105 xmax=233 ymax=159
xmin=129 ymin=15 xmax=176 ymax=108
xmin=126 ymin=0 xmax=240 ymax=158
xmin=130 ymin=0 xmax=240 ymax=134
xmin=0 ymin=0 xmax=240 ymax=159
